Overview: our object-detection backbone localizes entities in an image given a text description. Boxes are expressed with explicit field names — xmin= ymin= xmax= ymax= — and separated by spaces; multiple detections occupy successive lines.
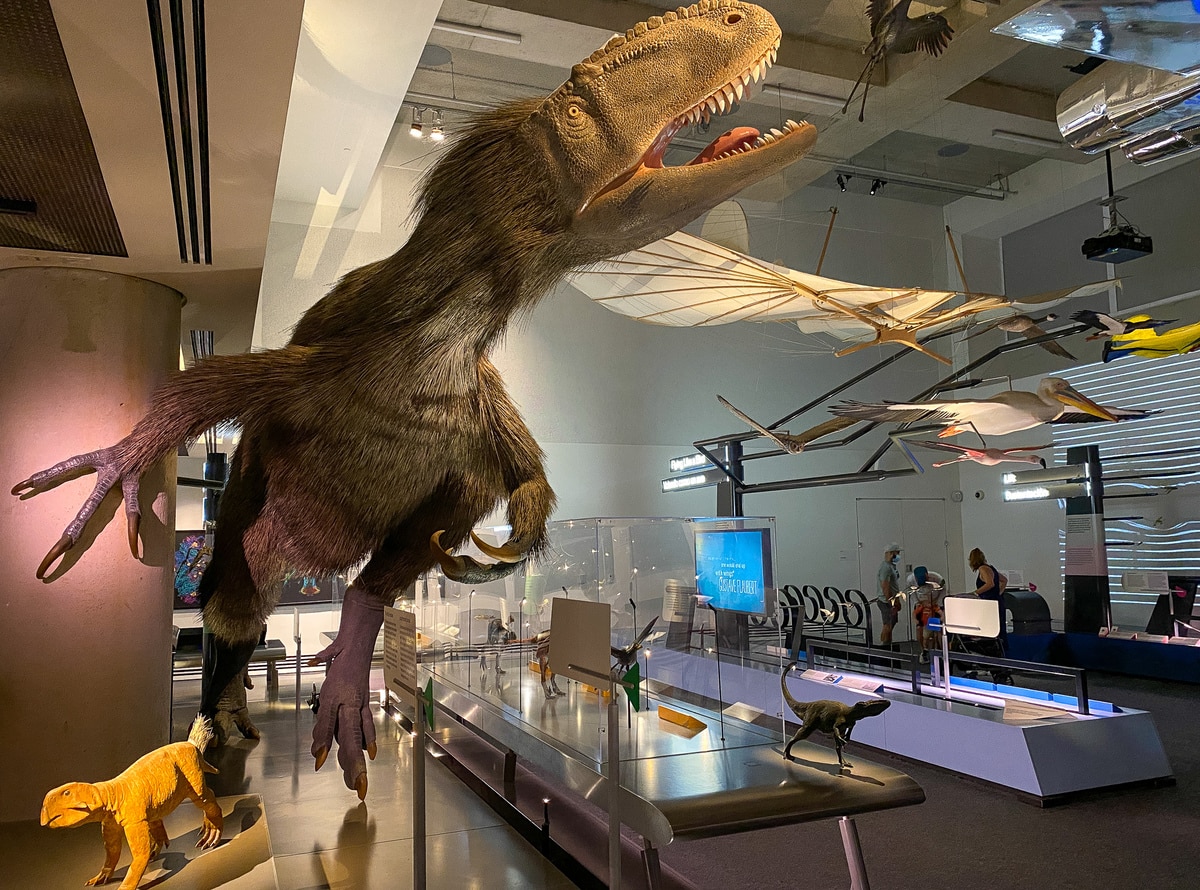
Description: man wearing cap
xmin=876 ymin=543 xmax=903 ymax=647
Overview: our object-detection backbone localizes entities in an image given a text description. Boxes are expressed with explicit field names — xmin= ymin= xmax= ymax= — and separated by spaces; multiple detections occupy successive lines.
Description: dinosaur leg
xmin=179 ymin=758 xmax=224 ymax=849
xmin=783 ymin=722 xmax=817 ymax=760
xmin=116 ymin=822 xmax=152 ymax=890
xmin=148 ymin=820 xmax=170 ymax=858
xmin=86 ymin=817 xmax=124 ymax=886
xmin=834 ymin=726 xmax=851 ymax=769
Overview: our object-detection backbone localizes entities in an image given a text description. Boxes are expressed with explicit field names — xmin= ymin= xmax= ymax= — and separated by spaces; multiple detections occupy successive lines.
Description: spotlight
xmin=409 ymin=107 xmax=424 ymax=139
xmin=869 ymin=178 xmax=885 ymax=196
xmin=429 ymin=109 xmax=446 ymax=142
xmin=836 ymin=173 xmax=848 ymax=192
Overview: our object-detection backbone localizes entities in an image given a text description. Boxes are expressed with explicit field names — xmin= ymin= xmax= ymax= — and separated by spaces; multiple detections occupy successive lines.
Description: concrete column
xmin=0 ymin=267 xmax=182 ymax=822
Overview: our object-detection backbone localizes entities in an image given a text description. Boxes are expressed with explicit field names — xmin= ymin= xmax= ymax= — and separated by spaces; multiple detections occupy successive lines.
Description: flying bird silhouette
xmin=905 ymin=439 xmax=1049 ymax=469
xmin=965 ymin=312 xmax=1075 ymax=359
xmin=843 ymin=0 xmax=955 ymax=122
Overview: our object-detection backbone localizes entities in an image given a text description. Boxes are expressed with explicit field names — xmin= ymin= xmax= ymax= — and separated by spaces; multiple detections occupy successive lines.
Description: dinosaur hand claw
xmin=127 ymin=513 xmax=141 ymax=558
xmin=355 ymin=773 xmax=368 ymax=801
xmin=469 ymin=531 xmax=525 ymax=563
xmin=36 ymin=534 xmax=74 ymax=580
xmin=431 ymin=530 xmax=528 ymax=584
xmin=313 ymin=746 xmax=329 ymax=771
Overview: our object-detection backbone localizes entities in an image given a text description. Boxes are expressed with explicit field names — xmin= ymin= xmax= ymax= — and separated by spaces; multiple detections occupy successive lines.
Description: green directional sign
xmin=624 ymin=662 xmax=641 ymax=711
xmin=421 ymin=679 xmax=435 ymax=731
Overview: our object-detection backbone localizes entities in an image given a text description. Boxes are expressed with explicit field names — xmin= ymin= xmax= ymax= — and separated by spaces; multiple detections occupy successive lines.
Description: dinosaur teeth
xmin=715 ymin=92 xmax=727 ymax=114
xmin=733 ymin=81 xmax=744 ymax=101
xmin=723 ymin=85 xmax=736 ymax=107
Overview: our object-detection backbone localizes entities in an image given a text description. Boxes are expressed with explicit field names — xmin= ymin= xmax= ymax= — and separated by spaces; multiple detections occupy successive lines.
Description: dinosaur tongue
xmin=687 ymin=127 xmax=760 ymax=165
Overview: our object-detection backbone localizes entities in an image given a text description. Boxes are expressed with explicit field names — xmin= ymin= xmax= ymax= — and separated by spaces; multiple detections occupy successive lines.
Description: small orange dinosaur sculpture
xmin=40 ymin=717 xmax=223 ymax=889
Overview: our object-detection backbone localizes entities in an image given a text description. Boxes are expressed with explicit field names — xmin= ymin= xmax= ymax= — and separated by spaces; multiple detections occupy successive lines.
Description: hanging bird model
xmin=1071 ymin=310 xmax=1178 ymax=341
xmin=964 ymin=313 xmax=1075 ymax=359
xmin=843 ymin=0 xmax=955 ymax=122
xmin=717 ymin=395 xmax=857 ymax=453
xmin=1103 ymin=318 xmax=1200 ymax=362
xmin=831 ymin=377 xmax=1155 ymax=439
xmin=905 ymin=439 xmax=1050 ymax=468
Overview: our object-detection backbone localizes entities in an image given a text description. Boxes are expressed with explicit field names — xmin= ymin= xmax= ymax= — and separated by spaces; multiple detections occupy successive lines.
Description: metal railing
xmin=931 ymin=649 xmax=1092 ymax=716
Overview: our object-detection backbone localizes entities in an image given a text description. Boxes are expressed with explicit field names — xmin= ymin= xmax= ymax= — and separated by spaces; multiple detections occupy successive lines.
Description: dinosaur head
xmin=40 ymin=782 xmax=103 ymax=828
xmin=849 ymin=699 xmax=891 ymax=720
xmin=530 ymin=0 xmax=817 ymax=259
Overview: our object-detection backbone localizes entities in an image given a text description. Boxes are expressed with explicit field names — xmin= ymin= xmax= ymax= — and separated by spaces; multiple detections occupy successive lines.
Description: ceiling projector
xmin=1082 ymin=223 xmax=1153 ymax=264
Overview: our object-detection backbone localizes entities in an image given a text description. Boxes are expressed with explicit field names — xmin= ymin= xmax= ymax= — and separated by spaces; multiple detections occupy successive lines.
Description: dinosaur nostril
xmin=724 ymin=12 xmax=742 ymax=25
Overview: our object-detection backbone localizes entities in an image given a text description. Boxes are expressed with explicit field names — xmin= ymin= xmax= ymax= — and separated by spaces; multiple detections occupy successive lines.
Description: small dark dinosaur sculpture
xmin=780 ymin=662 xmax=890 ymax=768
xmin=13 ymin=1 xmax=816 ymax=798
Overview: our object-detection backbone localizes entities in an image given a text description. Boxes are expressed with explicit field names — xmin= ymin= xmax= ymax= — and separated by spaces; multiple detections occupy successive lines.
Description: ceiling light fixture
xmin=432 ymin=19 xmax=522 ymax=45
xmin=829 ymin=162 xmax=1011 ymax=201
xmin=429 ymin=109 xmax=446 ymax=142
xmin=870 ymin=178 xmax=885 ymax=196
xmin=991 ymin=128 xmax=1064 ymax=149
xmin=836 ymin=173 xmax=849 ymax=192
xmin=759 ymin=83 xmax=845 ymax=109
xmin=409 ymin=107 xmax=424 ymax=139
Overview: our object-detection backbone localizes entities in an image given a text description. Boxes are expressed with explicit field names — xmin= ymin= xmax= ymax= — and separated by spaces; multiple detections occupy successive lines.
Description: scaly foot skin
xmin=309 ymin=587 xmax=383 ymax=799
xmin=10 ymin=445 xmax=141 ymax=577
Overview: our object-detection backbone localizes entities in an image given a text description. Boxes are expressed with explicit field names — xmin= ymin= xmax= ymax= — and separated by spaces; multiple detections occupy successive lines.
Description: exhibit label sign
xmin=384 ymin=606 xmax=417 ymax=706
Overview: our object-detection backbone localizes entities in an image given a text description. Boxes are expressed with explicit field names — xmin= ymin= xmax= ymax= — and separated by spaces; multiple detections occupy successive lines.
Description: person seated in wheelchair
xmin=906 ymin=565 xmax=944 ymax=663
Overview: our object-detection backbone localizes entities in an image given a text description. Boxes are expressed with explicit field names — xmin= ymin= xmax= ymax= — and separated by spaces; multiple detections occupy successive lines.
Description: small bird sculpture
xmin=831 ymin=376 xmax=1154 ymax=439
xmin=1071 ymin=310 xmax=1176 ymax=341
xmin=843 ymin=0 xmax=955 ymax=122
xmin=965 ymin=312 xmax=1075 ymax=359
xmin=906 ymin=439 xmax=1050 ymax=469
xmin=718 ymin=395 xmax=856 ymax=453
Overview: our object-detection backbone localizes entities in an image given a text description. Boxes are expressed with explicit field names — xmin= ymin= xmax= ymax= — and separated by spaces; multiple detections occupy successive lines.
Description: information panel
xmin=384 ymin=606 xmax=417 ymax=705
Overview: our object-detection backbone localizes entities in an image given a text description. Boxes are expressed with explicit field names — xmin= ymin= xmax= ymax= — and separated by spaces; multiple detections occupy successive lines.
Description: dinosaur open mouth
xmin=590 ymin=36 xmax=807 ymax=204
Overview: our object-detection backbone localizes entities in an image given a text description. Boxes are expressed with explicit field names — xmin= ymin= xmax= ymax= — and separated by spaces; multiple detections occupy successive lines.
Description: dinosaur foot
xmin=85 ymin=867 xmax=115 ymax=886
xmin=430 ymin=530 xmax=530 ymax=584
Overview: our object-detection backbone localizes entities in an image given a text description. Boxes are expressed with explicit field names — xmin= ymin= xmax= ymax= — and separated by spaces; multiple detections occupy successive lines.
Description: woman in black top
xmin=968 ymin=547 xmax=1011 ymax=682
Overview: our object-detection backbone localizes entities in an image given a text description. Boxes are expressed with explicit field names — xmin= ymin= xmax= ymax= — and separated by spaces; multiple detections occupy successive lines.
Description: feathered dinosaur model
xmin=40 ymin=717 xmax=222 ymax=890
xmin=12 ymin=1 xmax=816 ymax=799
xmin=780 ymin=662 xmax=890 ymax=769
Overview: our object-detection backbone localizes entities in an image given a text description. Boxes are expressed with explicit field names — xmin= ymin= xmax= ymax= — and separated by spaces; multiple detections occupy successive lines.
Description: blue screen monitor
xmin=694 ymin=529 xmax=771 ymax=615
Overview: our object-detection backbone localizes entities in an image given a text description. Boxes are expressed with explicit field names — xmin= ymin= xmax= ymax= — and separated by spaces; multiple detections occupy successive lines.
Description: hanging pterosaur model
xmin=1071 ymin=310 xmax=1176 ymax=340
xmin=1102 ymin=318 xmax=1200 ymax=362
xmin=11 ymin=2 xmax=819 ymax=799
xmin=717 ymin=395 xmax=857 ymax=453
xmin=831 ymin=376 xmax=1155 ymax=438
xmin=843 ymin=0 xmax=955 ymax=122
xmin=964 ymin=312 xmax=1075 ymax=359
xmin=904 ymin=438 xmax=1049 ymax=468
xmin=571 ymin=231 xmax=1114 ymax=365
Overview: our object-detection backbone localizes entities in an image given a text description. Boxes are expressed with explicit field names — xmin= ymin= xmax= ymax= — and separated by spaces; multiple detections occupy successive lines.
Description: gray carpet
xmin=658 ymin=674 xmax=1198 ymax=890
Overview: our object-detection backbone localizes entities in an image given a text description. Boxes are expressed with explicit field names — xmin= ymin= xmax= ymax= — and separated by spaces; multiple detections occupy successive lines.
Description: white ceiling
xmin=0 ymin=0 xmax=1162 ymax=354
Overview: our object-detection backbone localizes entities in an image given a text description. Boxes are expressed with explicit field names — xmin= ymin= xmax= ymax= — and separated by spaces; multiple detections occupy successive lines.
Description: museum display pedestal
xmin=1 ymin=794 xmax=277 ymax=889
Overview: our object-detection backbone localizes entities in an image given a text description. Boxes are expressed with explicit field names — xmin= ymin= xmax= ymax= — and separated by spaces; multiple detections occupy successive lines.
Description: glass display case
xmin=404 ymin=515 xmax=786 ymax=764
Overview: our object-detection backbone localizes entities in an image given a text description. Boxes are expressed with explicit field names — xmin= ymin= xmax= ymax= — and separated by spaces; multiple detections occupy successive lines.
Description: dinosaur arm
xmin=84 ymin=817 xmax=123 ymax=887
xmin=13 ymin=348 xmax=308 ymax=578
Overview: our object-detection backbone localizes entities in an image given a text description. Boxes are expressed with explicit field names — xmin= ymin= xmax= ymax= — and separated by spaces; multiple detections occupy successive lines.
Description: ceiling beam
xmin=948 ymin=80 xmax=1057 ymax=122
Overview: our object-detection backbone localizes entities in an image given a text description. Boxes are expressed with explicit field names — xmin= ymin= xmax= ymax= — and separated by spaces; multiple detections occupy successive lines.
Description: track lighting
xmin=429 ymin=109 xmax=445 ymax=142
xmin=409 ymin=107 xmax=423 ymax=139
xmin=836 ymin=173 xmax=848 ymax=192
xmin=869 ymin=178 xmax=885 ymax=196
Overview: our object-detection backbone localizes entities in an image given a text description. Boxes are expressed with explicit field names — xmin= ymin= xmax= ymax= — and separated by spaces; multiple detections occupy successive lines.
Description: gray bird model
xmin=843 ymin=0 xmax=955 ymax=122
xmin=1071 ymin=310 xmax=1176 ymax=341
xmin=965 ymin=312 xmax=1075 ymax=359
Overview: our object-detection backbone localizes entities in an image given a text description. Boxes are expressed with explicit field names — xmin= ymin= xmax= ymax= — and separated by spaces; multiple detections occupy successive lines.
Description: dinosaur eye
xmin=724 ymin=12 xmax=742 ymax=25
xmin=567 ymin=104 xmax=581 ymax=118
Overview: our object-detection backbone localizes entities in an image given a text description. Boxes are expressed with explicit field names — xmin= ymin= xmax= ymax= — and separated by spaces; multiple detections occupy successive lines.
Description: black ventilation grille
xmin=147 ymin=0 xmax=212 ymax=264
xmin=0 ymin=0 xmax=127 ymax=256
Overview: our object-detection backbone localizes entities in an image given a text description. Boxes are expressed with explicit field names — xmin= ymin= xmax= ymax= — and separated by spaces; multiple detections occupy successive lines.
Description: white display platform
xmin=653 ymin=649 xmax=1174 ymax=803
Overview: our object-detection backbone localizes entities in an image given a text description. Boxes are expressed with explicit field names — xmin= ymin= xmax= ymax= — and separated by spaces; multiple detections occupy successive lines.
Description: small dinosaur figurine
xmin=780 ymin=662 xmax=890 ymax=768
xmin=40 ymin=716 xmax=223 ymax=890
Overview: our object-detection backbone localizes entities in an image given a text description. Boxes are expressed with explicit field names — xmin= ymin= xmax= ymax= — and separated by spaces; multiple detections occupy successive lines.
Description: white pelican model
xmin=831 ymin=377 xmax=1155 ymax=438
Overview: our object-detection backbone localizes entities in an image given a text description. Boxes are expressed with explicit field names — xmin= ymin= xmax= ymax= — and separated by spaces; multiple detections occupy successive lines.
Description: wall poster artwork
xmin=173 ymin=531 xmax=210 ymax=610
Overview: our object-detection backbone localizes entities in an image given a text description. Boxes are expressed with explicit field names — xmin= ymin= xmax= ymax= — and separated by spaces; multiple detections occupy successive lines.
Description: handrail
xmin=807 ymin=639 xmax=922 ymax=696
xmin=932 ymin=649 xmax=1091 ymax=716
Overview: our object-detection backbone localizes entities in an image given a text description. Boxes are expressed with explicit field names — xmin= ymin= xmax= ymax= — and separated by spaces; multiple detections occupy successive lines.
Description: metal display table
xmin=412 ymin=655 xmax=924 ymax=889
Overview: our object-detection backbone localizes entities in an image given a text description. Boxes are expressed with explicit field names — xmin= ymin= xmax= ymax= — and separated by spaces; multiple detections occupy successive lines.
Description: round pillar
xmin=0 ymin=267 xmax=182 ymax=822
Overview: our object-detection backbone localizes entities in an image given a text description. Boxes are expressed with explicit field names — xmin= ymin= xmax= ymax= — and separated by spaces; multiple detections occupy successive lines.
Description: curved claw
xmin=314 ymin=745 xmax=329 ymax=771
xmin=127 ymin=512 xmax=141 ymax=558
xmin=469 ymin=531 xmax=526 ymax=563
xmin=36 ymin=534 xmax=74 ymax=580
xmin=355 ymin=773 xmax=368 ymax=801
xmin=367 ymin=740 xmax=377 ymax=760
xmin=430 ymin=530 xmax=527 ymax=584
